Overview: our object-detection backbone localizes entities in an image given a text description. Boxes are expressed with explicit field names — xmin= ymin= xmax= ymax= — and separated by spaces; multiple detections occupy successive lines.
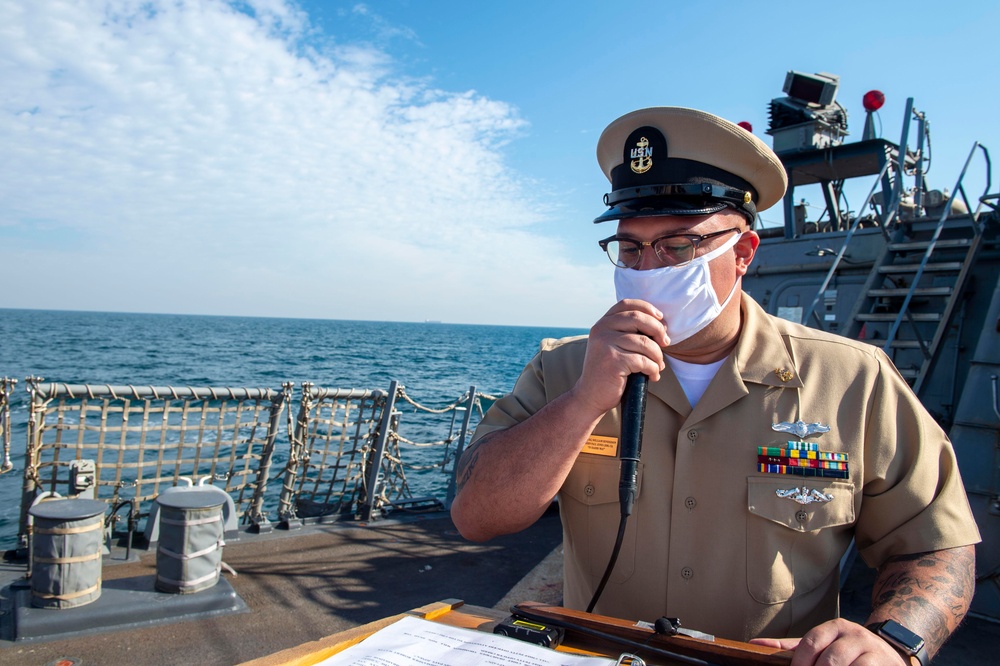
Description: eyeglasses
xmin=598 ymin=227 xmax=741 ymax=268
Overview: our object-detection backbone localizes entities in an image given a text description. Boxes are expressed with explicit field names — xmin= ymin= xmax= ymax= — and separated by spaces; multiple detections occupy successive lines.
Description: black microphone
xmin=618 ymin=373 xmax=648 ymax=518
xmin=587 ymin=372 xmax=650 ymax=613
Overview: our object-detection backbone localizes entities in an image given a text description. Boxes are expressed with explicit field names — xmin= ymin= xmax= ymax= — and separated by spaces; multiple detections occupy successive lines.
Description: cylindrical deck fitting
xmin=154 ymin=490 xmax=226 ymax=594
xmin=28 ymin=499 xmax=107 ymax=609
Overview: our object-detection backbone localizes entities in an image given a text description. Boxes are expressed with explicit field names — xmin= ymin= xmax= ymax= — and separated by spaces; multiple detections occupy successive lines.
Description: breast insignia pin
xmin=776 ymin=487 xmax=834 ymax=505
xmin=772 ymin=420 xmax=830 ymax=438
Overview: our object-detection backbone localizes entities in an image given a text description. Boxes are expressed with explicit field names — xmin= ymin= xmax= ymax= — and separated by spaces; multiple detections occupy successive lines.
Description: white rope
xmin=157 ymin=565 xmax=221 ymax=589
xmin=157 ymin=539 xmax=223 ymax=561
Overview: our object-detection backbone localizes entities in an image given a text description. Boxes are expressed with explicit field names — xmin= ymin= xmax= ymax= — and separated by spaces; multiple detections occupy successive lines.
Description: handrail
xmin=802 ymin=159 xmax=893 ymax=328
xmin=26 ymin=380 xmax=278 ymax=401
xmin=885 ymin=98 xmax=916 ymax=229
xmin=0 ymin=377 xmax=15 ymax=474
xmin=359 ymin=380 xmax=400 ymax=521
xmin=801 ymin=100 xmax=917 ymax=330
xmin=445 ymin=386 xmax=477 ymax=508
xmin=882 ymin=141 xmax=984 ymax=353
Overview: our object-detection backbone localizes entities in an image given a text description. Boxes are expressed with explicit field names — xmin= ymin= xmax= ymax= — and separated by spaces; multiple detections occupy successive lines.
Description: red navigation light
xmin=863 ymin=90 xmax=885 ymax=112
xmin=737 ymin=121 xmax=753 ymax=133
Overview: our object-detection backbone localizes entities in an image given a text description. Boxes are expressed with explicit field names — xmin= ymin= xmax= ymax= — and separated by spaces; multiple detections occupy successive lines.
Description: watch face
xmin=880 ymin=620 xmax=925 ymax=653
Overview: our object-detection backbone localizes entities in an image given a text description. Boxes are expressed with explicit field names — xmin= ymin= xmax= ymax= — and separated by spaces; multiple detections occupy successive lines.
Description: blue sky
xmin=2 ymin=0 xmax=997 ymax=327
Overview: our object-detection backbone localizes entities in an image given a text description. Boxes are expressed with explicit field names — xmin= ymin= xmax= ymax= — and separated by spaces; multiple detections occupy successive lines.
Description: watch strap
xmin=867 ymin=621 xmax=929 ymax=666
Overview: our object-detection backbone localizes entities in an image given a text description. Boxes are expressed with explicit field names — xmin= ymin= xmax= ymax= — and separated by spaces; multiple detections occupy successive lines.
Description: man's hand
xmin=750 ymin=618 xmax=906 ymax=665
xmin=451 ymin=298 xmax=667 ymax=542
xmin=752 ymin=545 xmax=976 ymax=665
xmin=571 ymin=299 xmax=668 ymax=418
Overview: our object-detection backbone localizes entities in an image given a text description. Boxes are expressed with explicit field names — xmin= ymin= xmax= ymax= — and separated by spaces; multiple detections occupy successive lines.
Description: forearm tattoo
xmin=871 ymin=545 xmax=976 ymax=657
xmin=454 ymin=437 xmax=488 ymax=491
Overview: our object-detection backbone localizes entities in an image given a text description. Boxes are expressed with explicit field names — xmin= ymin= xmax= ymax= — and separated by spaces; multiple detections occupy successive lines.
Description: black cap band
xmin=594 ymin=200 xmax=757 ymax=225
xmin=604 ymin=182 xmax=753 ymax=207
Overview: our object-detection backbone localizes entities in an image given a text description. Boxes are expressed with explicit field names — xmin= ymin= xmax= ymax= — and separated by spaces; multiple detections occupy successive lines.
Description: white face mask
xmin=614 ymin=232 xmax=742 ymax=344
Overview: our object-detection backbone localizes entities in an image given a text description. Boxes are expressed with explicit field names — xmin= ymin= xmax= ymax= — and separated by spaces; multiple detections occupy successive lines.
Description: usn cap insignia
xmin=620 ymin=125 xmax=667 ymax=181
xmin=630 ymin=136 xmax=653 ymax=174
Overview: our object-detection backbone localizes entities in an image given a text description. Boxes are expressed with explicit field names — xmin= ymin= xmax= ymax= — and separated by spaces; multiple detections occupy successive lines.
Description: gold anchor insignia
xmin=775 ymin=368 xmax=794 ymax=382
xmin=630 ymin=136 xmax=653 ymax=174
xmin=743 ymin=191 xmax=752 ymax=204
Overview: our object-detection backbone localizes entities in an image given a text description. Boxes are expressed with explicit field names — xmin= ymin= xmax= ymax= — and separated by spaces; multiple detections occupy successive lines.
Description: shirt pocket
xmin=560 ymin=456 xmax=644 ymax=583
xmin=746 ymin=476 xmax=855 ymax=604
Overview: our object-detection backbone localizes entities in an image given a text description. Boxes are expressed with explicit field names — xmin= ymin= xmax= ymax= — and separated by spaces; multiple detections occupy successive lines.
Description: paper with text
xmin=317 ymin=615 xmax=616 ymax=666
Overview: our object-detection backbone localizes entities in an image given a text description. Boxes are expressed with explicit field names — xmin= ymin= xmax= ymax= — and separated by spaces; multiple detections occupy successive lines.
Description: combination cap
xmin=594 ymin=107 xmax=787 ymax=225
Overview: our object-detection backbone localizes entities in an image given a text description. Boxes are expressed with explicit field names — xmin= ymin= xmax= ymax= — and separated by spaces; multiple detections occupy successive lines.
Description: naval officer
xmin=451 ymin=106 xmax=980 ymax=665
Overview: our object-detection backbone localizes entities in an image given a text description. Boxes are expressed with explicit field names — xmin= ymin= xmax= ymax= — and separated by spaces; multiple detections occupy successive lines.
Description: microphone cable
xmin=587 ymin=373 xmax=648 ymax=613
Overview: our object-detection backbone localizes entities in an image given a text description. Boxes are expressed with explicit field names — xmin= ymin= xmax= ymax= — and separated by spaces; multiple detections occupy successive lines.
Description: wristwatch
xmin=868 ymin=620 xmax=929 ymax=666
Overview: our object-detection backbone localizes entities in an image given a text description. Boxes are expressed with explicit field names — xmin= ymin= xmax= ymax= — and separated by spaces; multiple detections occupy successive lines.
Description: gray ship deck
xmin=0 ymin=510 xmax=564 ymax=666
xmin=0 ymin=508 xmax=995 ymax=665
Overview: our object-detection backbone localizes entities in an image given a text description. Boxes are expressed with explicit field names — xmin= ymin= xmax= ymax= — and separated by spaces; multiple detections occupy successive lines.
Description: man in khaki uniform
xmin=451 ymin=107 xmax=980 ymax=665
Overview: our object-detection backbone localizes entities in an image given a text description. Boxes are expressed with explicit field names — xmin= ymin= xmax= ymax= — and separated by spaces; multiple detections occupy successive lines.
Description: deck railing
xmin=3 ymin=377 xmax=491 ymax=550
xmin=279 ymin=384 xmax=388 ymax=526
xmin=18 ymin=380 xmax=289 ymax=546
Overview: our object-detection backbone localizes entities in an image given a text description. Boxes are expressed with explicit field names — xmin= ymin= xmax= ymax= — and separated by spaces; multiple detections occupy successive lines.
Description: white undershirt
xmin=666 ymin=355 xmax=727 ymax=408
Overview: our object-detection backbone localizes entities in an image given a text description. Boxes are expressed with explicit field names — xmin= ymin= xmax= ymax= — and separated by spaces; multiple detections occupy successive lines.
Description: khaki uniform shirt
xmin=472 ymin=294 xmax=980 ymax=641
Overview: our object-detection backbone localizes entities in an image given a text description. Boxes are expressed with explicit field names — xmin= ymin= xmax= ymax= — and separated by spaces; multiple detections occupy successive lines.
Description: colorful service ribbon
xmin=756 ymin=443 xmax=849 ymax=479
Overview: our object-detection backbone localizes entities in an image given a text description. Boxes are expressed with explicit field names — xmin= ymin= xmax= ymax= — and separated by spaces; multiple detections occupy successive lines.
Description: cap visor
xmin=593 ymin=201 xmax=728 ymax=224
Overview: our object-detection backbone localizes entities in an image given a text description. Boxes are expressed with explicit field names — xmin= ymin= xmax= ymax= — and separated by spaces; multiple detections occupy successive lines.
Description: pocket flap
xmin=561 ymin=456 xmax=644 ymax=507
xmin=748 ymin=477 xmax=855 ymax=532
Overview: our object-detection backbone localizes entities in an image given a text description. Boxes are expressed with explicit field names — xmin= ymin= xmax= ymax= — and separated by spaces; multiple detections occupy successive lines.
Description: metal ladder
xmin=802 ymin=99 xmax=918 ymax=331
xmin=843 ymin=141 xmax=989 ymax=393
xmin=800 ymin=97 xmax=992 ymax=393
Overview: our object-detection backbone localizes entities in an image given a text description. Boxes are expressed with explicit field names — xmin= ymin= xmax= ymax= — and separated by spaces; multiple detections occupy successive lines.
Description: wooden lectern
xmin=240 ymin=599 xmax=793 ymax=666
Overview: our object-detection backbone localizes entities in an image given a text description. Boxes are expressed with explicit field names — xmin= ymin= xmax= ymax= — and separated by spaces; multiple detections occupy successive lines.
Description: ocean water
xmin=0 ymin=309 xmax=587 ymax=551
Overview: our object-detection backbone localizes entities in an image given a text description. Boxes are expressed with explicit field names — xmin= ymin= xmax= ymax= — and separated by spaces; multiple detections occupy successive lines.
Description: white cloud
xmin=0 ymin=0 xmax=608 ymax=327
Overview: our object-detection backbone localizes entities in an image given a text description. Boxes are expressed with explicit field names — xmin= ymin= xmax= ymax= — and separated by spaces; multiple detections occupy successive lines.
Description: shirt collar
xmin=646 ymin=293 xmax=803 ymax=417
xmin=733 ymin=293 xmax=803 ymax=389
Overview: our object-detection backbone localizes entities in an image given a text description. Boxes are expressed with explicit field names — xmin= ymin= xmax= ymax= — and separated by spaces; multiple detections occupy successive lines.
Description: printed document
xmin=317 ymin=615 xmax=616 ymax=666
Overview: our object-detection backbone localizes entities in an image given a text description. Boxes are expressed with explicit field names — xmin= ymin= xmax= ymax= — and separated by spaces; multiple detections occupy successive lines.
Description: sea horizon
xmin=0 ymin=306 xmax=589 ymax=332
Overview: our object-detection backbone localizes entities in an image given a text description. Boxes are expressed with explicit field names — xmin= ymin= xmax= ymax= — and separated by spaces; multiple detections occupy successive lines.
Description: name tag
xmin=582 ymin=435 xmax=618 ymax=457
